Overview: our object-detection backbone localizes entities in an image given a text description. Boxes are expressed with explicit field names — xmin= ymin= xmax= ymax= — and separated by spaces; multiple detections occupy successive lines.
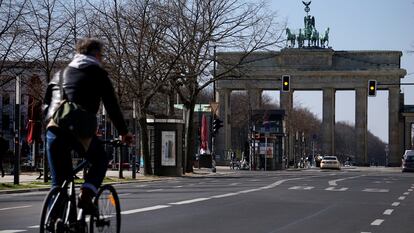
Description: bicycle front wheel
xmin=90 ymin=184 xmax=121 ymax=233
xmin=39 ymin=187 xmax=65 ymax=233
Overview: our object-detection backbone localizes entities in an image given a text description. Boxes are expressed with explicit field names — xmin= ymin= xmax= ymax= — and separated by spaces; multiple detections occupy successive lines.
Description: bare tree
xmin=22 ymin=0 xmax=73 ymax=83
xmin=168 ymin=0 xmax=284 ymax=172
xmin=0 ymin=0 xmax=30 ymax=87
xmin=88 ymin=0 xmax=185 ymax=175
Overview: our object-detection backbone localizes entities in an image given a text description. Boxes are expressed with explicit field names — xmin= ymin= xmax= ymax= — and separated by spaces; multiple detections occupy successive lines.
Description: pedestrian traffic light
xmin=212 ymin=118 xmax=223 ymax=135
xmin=368 ymin=80 xmax=377 ymax=97
xmin=282 ymin=75 xmax=290 ymax=92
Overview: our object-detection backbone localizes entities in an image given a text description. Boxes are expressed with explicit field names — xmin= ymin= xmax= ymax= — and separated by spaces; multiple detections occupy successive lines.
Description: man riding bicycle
xmin=43 ymin=38 xmax=132 ymax=214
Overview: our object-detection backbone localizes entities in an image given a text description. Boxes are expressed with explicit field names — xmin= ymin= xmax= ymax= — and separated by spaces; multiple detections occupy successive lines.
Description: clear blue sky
xmin=267 ymin=0 xmax=414 ymax=143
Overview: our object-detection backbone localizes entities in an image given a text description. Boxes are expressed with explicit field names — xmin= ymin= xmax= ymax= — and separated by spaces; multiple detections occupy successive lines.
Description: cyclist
xmin=43 ymin=38 xmax=132 ymax=213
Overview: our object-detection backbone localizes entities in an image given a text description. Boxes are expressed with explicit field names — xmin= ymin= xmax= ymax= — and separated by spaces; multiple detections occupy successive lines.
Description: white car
xmin=320 ymin=156 xmax=341 ymax=170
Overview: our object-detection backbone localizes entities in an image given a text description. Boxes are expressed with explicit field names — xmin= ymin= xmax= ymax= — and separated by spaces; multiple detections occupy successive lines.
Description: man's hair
xmin=75 ymin=38 xmax=104 ymax=56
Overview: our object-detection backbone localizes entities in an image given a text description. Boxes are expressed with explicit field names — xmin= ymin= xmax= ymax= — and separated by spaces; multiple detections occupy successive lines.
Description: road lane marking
xmin=118 ymin=193 xmax=131 ymax=197
xmin=169 ymin=198 xmax=211 ymax=205
xmin=328 ymin=175 xmax=363 ymax=186
xmin=135 ymin=184 xmax=148 ymax=188
xmin=403 ymin=192 xmax=409 ymax=195
xmin=230 ymin=183 xmax=240 ymax=186
xmin=27 ymin=225 xmax=39 ymax=229
xmin=325 ymin=187 xmax=348 ymax=191
xmin=0 ymin=205 xmax=32 ymax=211
xmin=211 ymin=193 xmax=239 ymax=198
xmin=391 ymin=202 xmax=400 ymax=206
xmin=398 ymin=196 xmax=406 ymax=200
xmin=362 ymin=188 xmax=389 ymax=193
xmin=173 ymin=185 xmax=183 ymax=188
xmin=289 ymin=186 xmax=314 ymax=190
xmin=371 ymin=219 xmax=384 ymax=226
xmin=0 ymin=230 xmax=27 ymax=233
xmin=408 ymin=189 xmax=413 ymax=191
xmin=383 ymin=209 xmax=394 ymax=215
xmin=146 ymin=189 xmax=164 ymax=192
xmin=121 ymin=205 xmax=170 ymax=215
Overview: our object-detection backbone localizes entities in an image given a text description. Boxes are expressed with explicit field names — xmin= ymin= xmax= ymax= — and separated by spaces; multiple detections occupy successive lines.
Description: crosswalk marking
xmin=325 ymin=187 xmax=348 ymax=191
xmin=289 ymin=186 xmax=314 ymax=190
xmin=383 ymin=209 xmax=393 ymax=215
xmin=362 ymin=188 xmax=389 ymax=193
xmin=371 ymin=219 xmax=384 ymax=226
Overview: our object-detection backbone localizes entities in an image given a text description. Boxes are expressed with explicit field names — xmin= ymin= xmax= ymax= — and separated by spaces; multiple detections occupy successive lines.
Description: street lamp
xmin=14 ymin=76 xmax=21 ymax=185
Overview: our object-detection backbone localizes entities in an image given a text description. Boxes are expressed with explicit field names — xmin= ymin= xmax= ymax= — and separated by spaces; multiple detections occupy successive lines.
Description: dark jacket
xmin=43 ymin=55 xmax=128 ymax=135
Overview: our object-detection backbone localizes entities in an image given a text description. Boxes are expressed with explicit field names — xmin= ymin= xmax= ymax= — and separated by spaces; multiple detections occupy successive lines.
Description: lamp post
xmin=14 ymin=76 xmax=21 ymax=185
xmin=132 ymin=100 xmax=137 ymax=179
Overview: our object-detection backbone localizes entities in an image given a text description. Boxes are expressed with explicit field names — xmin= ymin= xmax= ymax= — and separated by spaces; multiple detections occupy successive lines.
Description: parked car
xmin=402 ymin=150 xmax=414 ymax=172
xmin=320 ymin=156 xmax=341 ymax=170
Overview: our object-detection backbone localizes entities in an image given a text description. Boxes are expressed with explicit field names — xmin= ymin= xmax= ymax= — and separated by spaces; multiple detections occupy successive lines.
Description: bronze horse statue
xmin=286 ymin=28 xmax=296 ymax=48
xmin=320 ymin=27 xmax=330 ymax=48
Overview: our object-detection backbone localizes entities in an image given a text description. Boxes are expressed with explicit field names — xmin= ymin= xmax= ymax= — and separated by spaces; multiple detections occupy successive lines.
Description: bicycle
xmin=39 ymin=140 xmax=123 ymax=233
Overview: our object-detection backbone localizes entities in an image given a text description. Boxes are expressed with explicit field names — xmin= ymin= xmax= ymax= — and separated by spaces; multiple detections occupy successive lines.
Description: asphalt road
xmin=0 ymin=168 xmax=413 ymax=233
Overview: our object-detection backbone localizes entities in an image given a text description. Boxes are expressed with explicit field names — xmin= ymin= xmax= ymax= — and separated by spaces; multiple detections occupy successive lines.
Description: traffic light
xmin=282 ymin=75 xmax=290 ymax=92
xmin=368 ymin=80 xmax=377 ymax=97
xmin=212 ymin=118 xmax=223 ymax=135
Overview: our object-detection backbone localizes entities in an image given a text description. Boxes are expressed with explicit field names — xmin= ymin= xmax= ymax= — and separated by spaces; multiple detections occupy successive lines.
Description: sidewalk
xmin=0 ymin=166 xmax=234 ymax=194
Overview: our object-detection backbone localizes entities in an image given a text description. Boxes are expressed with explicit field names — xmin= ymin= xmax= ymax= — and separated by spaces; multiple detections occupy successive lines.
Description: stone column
xmin=216 ymin=89 xmax=231 ymax=159
xmin=322 ymin=88 xmax=335 ymax=156
xmin=388 ymin=87 xmax=401 ymax=166
xmin=248 ymin=89 xmax=262 ymax=110
xmin=355 ymin=87 xmax=368 ymax=165
xmin=280 ymin=91 xmax=293 ymax=166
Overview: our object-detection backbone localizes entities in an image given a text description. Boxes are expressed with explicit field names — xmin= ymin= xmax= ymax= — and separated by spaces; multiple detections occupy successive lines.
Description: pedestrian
xmin=0 ymin=132 xmax=9 ymax=177
xmin=43 ymin=38 xmax=132 ymax=213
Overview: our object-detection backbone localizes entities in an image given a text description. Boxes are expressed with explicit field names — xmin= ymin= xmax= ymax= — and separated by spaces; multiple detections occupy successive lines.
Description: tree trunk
xmin=138 ymin=117 xmax=153 ymax=175
xmin=184 ymin=99 xmax=196 ymax=173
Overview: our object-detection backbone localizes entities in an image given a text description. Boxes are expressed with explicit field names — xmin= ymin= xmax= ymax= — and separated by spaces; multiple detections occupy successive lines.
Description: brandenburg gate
xmin=214 ymin=2 xmax=407 ymax=167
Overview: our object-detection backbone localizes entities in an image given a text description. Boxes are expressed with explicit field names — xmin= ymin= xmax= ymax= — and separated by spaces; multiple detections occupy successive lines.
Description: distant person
xmin=0 ymin=132 xmax=9 ymax=177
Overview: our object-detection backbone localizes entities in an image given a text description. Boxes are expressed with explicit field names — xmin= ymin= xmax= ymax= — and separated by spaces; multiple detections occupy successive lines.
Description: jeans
xmin=46 ymin=128 xmax=108 ymax=193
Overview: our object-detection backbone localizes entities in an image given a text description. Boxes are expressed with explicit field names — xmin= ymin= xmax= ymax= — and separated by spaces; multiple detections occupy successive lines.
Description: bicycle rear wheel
xmin=40 ymin=187 xmax=65 ymax=233
xmin=90 ymin=184 xmax=121 ymax=233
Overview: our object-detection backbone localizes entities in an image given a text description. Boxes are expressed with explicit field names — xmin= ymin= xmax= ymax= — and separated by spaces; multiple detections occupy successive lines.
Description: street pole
xmin=264 ymin=134 xmax=268 ymax=171
xmin=14 ymin=76 xmax=21 ymax=185
xmin=132 ymin=100 xmax=137 ymax=179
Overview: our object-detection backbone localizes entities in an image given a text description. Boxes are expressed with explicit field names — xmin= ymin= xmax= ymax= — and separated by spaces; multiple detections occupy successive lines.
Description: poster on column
xmin=162 ymin=131 xmax=176 ymax=166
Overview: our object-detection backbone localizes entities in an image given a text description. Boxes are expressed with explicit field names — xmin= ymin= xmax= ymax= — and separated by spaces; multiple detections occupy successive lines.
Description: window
xmin=2 ymin=94 xmax=10 ymax=106
xmin=2 ymin=114 xmax=10 ymax=131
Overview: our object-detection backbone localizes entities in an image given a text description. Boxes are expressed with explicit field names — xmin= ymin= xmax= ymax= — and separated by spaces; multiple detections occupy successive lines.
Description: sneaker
xmin=78 ymin=187 xmax=97 ymax=215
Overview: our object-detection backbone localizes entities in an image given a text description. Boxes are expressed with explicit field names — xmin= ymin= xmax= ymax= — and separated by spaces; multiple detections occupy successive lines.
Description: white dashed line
xmin=403 ymin=192 xmax=409 ymax=195
xmin=0 ymin=230 xmax=27 ymax=233
xmin=391 ymin=202 xmax=400 ymax=207
xmin=0 ymin=205 xmax=32 ymax=211
xmin=398 ymin=196 xmax=406 ymax=200
xmin=408 ymin=189 xmax=413 ymax=191
xmin=211 ymin=193 xmax=239 ymax=198
xmin=371 ymin=219 xmax=384 ymax=226
xmin=289 ymin=186 xmax=314 ymax=190
xmin=325 ymin=187 xmax=348 ymax=191
xmin=362 ymin=188 xmax=389 ymax=193
xmin=169 ymin=198 xmax=211 ymax=205
xmin=121 ymin=205 xmax=170 ymax=215
xmin=173 ymin=185 xmax=183 ymax=188
xmin=27 ymin=225 xmax=39 ymax=229
xmin=383 ymin=209 xmax=394 ymax=215
xmin=146 ymin=189 xmax=164 ymax=192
